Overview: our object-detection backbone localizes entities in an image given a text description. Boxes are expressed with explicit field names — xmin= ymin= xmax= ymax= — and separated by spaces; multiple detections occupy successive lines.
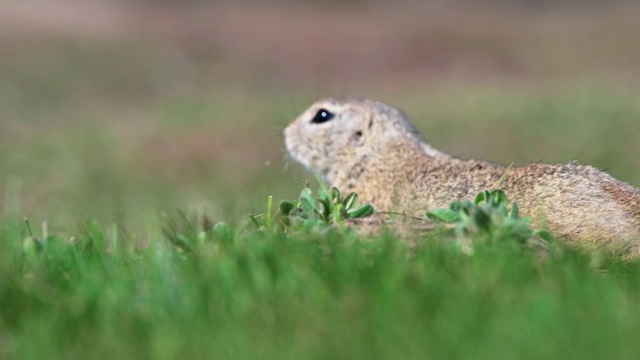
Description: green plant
xmin=276 ymin=186 xmax=374 ymax=230
xmin=427 ymin=189 xmax=553 ymax=249
xmin=248 ymin=195 xmax=276 ymax=230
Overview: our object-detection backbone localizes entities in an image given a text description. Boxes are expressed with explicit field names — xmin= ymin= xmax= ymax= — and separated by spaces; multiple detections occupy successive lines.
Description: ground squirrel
xmin=284 ymin=97 xmax=640 ymax=258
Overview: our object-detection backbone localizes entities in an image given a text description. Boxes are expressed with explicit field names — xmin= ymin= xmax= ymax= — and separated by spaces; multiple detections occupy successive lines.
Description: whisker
xmin=263 ymin=148 xmax=287 ymax=167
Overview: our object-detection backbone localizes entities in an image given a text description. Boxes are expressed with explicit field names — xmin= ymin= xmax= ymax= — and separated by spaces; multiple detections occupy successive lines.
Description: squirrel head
xmin=284 ymin=97 xmax=429 ymax=182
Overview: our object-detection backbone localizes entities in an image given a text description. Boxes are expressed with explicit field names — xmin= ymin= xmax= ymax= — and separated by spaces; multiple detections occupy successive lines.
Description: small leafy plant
xmin=276 ymin=186 xmax=374 ymax=230
xmin=427 ymin=189 xmax=552 ymax=248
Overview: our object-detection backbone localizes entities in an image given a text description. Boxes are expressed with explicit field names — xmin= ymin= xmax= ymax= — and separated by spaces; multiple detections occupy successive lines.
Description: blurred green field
xmin=2 ymin=1 xmax=640 ymax=359
xmin=1 ymin=2 xmax=640 ymax=228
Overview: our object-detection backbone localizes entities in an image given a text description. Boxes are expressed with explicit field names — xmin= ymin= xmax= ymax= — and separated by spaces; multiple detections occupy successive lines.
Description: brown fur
xmin=284 ymin=97 xmax=640 ymax=258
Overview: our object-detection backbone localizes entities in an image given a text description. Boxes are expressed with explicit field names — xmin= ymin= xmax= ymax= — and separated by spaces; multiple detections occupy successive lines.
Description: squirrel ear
xmin=350 ymin=130 xmax=364 ymax=147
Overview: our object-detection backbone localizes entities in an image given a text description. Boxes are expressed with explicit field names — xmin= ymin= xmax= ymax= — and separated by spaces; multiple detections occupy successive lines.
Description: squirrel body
xmin=284 ymin=98 xmax=640 ymax=257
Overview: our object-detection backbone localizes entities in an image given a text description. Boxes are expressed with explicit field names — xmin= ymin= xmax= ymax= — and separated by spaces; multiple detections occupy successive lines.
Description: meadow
xmin=2 ymin=1 xmax=640 ymax=359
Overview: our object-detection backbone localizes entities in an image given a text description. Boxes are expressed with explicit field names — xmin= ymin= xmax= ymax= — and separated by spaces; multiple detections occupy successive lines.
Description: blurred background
xmin=1 ymin=0 xmax=640 ymax=229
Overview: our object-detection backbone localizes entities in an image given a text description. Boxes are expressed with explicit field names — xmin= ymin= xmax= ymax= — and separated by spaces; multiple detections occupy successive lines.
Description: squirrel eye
xmin=311 ymin=108 xmax=334 ymax=124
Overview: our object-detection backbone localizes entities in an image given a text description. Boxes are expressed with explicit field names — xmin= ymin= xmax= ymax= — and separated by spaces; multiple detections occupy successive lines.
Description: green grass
xmin=3 ymin=208 xmax=640 ymax=360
